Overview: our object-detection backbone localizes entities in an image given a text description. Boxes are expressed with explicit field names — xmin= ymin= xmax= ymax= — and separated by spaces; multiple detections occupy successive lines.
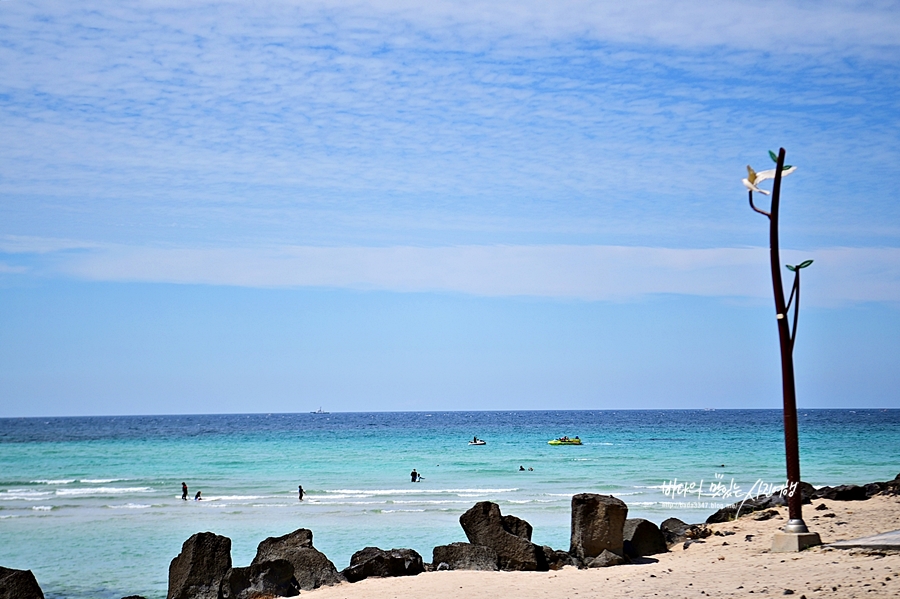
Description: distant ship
xmin=311 ymin=407 xmax=329 ymax=414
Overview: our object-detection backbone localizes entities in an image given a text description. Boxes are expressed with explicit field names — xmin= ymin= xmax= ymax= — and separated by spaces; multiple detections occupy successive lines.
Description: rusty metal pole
xmin=768 ymin=147 xmax=808 ymax=533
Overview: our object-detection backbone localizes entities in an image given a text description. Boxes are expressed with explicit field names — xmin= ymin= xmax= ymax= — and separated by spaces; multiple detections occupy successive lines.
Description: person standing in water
xmin=298 ymin=485 xmax=304 ymax=501
xmin=410 ymin=469 xmax=418 ymax=482
xmin=182 ymin=482 xmax=188 ymax=501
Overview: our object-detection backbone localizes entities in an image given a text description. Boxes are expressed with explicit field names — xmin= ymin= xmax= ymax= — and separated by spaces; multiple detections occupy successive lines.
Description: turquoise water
xmin=1 ymin=410 xmax=898 ymax=599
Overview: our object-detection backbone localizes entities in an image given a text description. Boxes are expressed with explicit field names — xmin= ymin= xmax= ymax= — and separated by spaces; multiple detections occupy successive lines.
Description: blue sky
xmin=1 ymin=0 xmax=899 ymax=416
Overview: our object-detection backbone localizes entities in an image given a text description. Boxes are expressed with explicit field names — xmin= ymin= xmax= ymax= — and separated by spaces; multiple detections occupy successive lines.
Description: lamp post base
xmin=772 ymin=531 xmax=821 ymax=553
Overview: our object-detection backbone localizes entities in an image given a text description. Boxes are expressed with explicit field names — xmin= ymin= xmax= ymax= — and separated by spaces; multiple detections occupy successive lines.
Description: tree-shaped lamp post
xmin=743 ymin=147 xmax=821 ymax=552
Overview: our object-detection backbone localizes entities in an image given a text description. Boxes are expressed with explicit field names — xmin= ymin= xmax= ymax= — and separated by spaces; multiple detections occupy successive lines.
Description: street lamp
xmin=743 ymin=147 xmax=821 ymax=551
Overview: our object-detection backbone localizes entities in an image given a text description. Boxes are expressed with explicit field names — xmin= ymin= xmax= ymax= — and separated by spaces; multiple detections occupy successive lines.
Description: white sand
xmin=308 ymin=495 xmax=900 ymax=599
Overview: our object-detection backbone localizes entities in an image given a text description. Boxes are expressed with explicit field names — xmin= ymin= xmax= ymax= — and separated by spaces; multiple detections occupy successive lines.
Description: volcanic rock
xmin=341 ymin=547 xmax=424 ymax=583
xmin=167 ymin=532 xmax=232 ymax=599
xmin=0 ymin=566 xmax=44 ymax=599
xmin=251 ymin=528 xmax=344 ymax=590
xmin=622 ymin=518 xmax=667 ymax=557
xmin=585 ymin=549 xmax=627 ymax=568
xmin=219 ymin=560 xmax=299 ymax=599
xmin=431 ymin=543 xmax=498 ymax=571
xmin=459 ymin=502 xmax=548 ymax=571
xmin=569 ymin=494 xmax=628 ymax=561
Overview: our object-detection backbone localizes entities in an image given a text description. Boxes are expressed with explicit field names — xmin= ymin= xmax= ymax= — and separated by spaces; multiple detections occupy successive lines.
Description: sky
xmin=1 ymin=0 xmax=899 ymax=416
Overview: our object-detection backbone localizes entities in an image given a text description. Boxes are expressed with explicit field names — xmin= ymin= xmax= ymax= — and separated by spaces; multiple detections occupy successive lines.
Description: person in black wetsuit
xmin=182 ymin=482 xmax=188 ymax=501
xmin=410 ymin=469 xmax=418 ymax=482
xmin=298 ymin=485 xmax=304 ymax=501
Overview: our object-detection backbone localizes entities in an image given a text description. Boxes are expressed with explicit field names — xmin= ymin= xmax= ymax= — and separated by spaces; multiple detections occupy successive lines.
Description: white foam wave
xmin=81 ymin=478 xmax=126 ymax=484
xmin=106 ymin=503 xmax=151 ymax=509
xmin=204 ymin=495 xmax=268 ymax=502
xmin=31 ymin=505 xmax=53 ymax=511
xmin=0 ymin=515 xmax=18 ymax=519
xmin=313 ymin=494 xmax=373 ymax=499
xmin=326 ymin=488 xmax=518 ymax=496
xmin=1 ymin=490 xmax=54 ymax=501
xmin=380 ymin=509 xmax=426 ymax=513
xmin=30 ymin=479 xmax=75 ymax=485
xmin=55 ymin=487 xmax=153 ymax=496
xmin=391 ymin=499 xmax=467 ymax=505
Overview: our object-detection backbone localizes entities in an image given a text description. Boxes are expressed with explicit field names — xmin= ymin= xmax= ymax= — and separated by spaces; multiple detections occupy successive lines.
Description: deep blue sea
xmin=1 ymin=410 xmax=898 ymax=599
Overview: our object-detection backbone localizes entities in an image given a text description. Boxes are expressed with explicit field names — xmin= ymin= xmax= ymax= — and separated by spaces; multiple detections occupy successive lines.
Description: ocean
xmin=1 ymin=409 xmax=898 ymax=599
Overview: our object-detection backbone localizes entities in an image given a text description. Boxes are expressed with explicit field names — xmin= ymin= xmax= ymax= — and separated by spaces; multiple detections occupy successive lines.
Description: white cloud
xmin=26 ymin=242 xmax=899 ymax=305
xmin=1 ymin=0 xmax=898 ymax=251
xmin=0 ymin=263 xmax=27 ymax=274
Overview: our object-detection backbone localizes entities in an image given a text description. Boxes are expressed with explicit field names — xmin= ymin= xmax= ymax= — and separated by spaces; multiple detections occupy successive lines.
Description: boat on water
xmin=311 ymin=407 xmax=329 ymax=414
xmin=548 ymin=436 xmax=581 ymax=445
xmin=468 ymin=437 xmax=486 ymax=445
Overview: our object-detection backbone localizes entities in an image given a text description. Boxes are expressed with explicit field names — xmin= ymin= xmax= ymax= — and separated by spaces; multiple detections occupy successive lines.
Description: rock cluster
xmin=449 ymin=494 xmax=667 ymax=572
xmin=706 ymin=474 xmax=900 ymax=524
xmin=659 ymin=518 xmax=712 ymax=547
xmin=166 ymin=529 xmax=344 ymax=599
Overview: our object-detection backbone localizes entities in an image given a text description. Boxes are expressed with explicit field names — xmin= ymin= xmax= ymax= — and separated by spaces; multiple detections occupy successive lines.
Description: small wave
xmin=391 ymin=499 xmax=468 ymax=505
xmin=1 ymin=490 xmax=54 ymax=501
xmin=205 ymin=495 xmax=269 ymax=502
xmin=106 ymin=503 xmax=151 ymax=509
xmin=30 ymin=479 xmax=75 ymax=485
xmin=81 ymin=478 xmax=126 ymax=484
xmin=506 ymin=500 xmax=530 ymax=504
xmin=326 ymin=488 xmax=518 ymax=496
xmin=55 ymin=487 xmax=153 ymax=496
xmin=313 ymin=494 xmax=373 ymax=500
xmin=379 ymin=509 xmax=426 ymax=513
xmin=0 ymin=515 xmax=18 ymax=519
xmin=31 ymin=505 xmax=53 ymax=511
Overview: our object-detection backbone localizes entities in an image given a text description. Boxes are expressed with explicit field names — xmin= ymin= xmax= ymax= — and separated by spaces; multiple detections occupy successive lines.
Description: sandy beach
xmin=307 ymin=495 xmax=900 ymax=599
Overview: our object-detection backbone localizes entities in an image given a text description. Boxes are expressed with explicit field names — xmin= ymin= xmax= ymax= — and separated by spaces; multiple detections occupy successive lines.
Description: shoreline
xmin=4 ymin=483 xmax=900 ymax=598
